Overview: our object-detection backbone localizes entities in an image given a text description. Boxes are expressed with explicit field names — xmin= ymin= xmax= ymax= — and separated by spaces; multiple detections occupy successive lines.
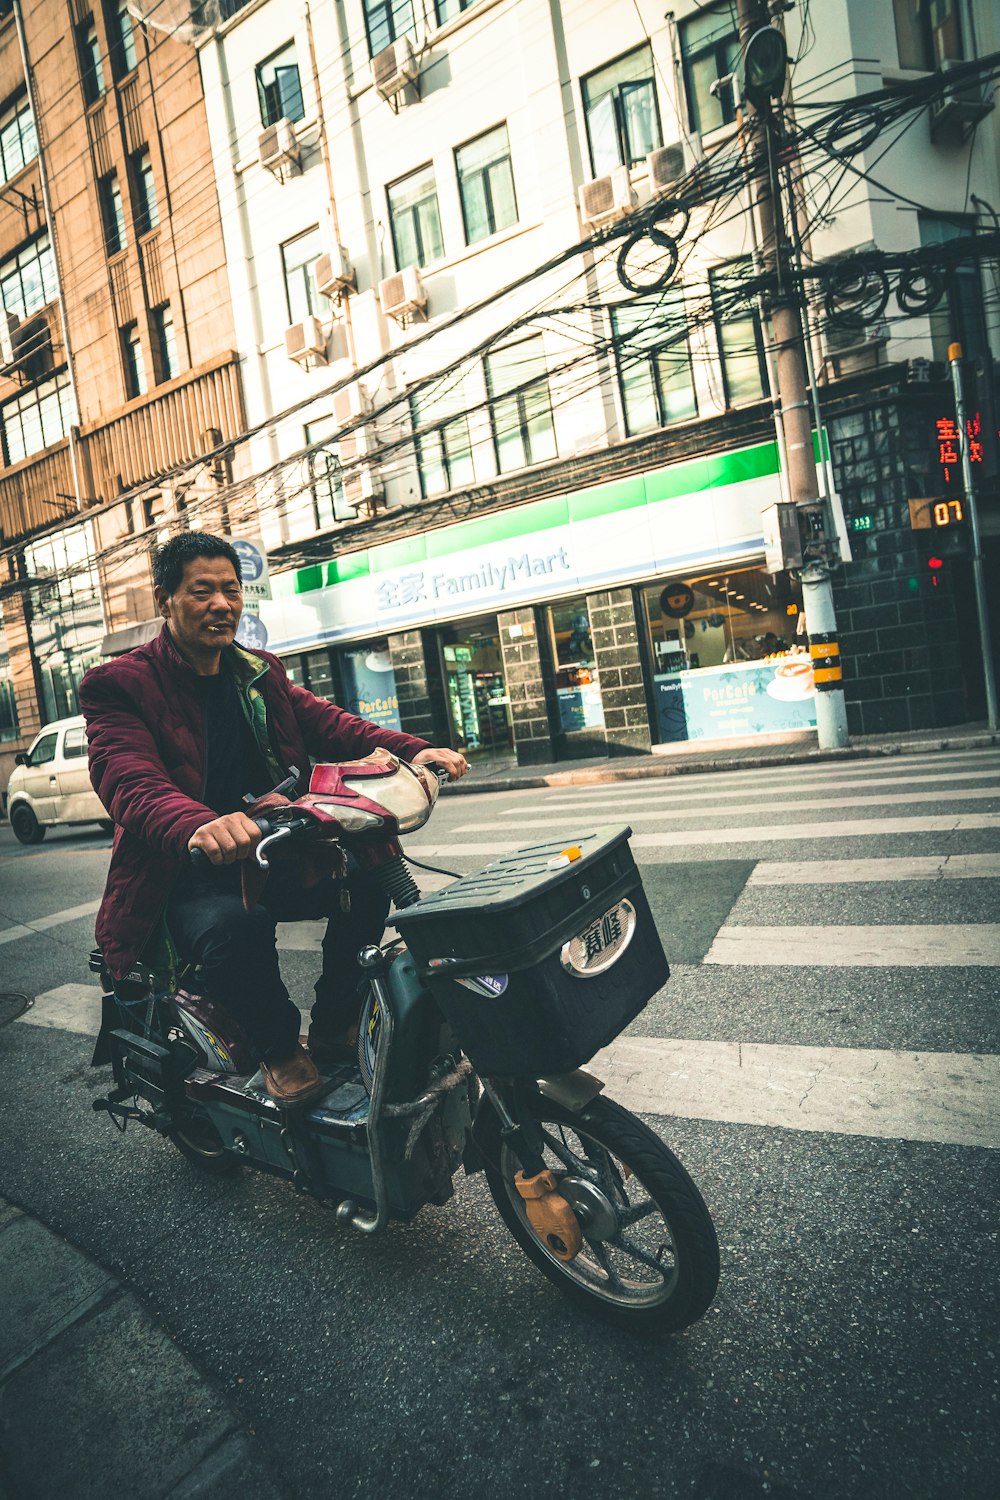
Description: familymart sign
xmin=261 ymin=440 xmax=785 ymax=652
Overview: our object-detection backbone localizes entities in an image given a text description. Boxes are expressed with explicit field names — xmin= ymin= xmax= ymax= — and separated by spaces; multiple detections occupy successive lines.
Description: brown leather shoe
xmin=260 ymin=1043 xmax=326 ymax=1108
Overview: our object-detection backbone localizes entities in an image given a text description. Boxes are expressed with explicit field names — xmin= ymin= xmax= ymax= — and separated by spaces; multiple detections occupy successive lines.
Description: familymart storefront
xmin=260 ymin=440 xmax=818 ymax=765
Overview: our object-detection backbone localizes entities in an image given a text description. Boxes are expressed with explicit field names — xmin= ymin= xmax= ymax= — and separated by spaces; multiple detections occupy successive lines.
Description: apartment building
xmin=191 ymin=0 xmax=998 ymax=764
xmin=0 ymin=0 xmax=245 ymax=775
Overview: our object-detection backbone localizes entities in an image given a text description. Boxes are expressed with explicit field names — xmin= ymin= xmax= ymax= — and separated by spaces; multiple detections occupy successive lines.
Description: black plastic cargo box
xmin=393 ymin=826 xmax=668 ymax=1077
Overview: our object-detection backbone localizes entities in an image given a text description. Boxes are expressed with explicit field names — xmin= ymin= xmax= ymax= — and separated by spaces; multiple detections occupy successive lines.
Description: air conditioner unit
xmin=372 ymin=36 xmax=419 ymax=102
xmin=333 ymin=382 xmax=371 ymax=424
xmin=315 ymin=245 xmax=356 ymax=299
xmin=378 ymin=265 xmax=427 ymax=322
xmin=258 ymin=118 xmax=300 ymax=176
xmin=342 ymin=464 xmax=382 ymax=510
xmin=646 ymin=143 xmax=687 ymax=197
xmin=579 ymin=166 xmax=637 ymax=229
xmin=284 ymin=316 xmax=328 ymax=366
xmin=929 ymin=60 xmax=994 ymax=142
xmin=0 ymin=310 xmax=20 ymax=367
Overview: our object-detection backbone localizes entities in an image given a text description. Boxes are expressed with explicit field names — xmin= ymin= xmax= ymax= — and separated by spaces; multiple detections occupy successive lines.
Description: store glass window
xmin=455 ymin=125 xmax=517 ymax=245
xmin=24 ymin=522 xmax=104 ymax=724
xmin=410 ymin=374 xmax=475 ymax=496
xmin=441 ymin=618 xmax=512 ymax=757
xmin=0 ymin=607 xmax=20 ymax=742
xmin=549 ymin=597 xmax=604 ymax=733
xmin=2 ymin=372 xmax=75 ymax=465
xmin=363 ymin=0 xmax=416 ymax=57
xmin=256 ymin=41 xmax=305 ymax=126
xmin=612 ymin=291 xmax=697 ymax=435
xmin=710 ymin=261 xmax=769 ymax=406
xmin=0 ymin=97 xmax=37 ymax=184
xmin=0 ymin=235 xmax=57 ymax=319
xmin=485 ymin=334 xmax=557 ymax=473
xmin=281 ymin=226 xmax=322 ymax=323
xmin=642 ymin=566 xmax=813 ymax=743
xmin=339 ymin=640 xmax=402 ymax=731
xmin=582 ymin=46 xmax=662 ymax=176
xmin=387 ymin=164 xmax=444 ymax=272
xmin=679 ymin=3 xmax=739 ymax=136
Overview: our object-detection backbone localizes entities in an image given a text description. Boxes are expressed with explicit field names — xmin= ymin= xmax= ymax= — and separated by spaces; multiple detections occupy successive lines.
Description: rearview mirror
xmin=14 ymin=752 xmax=28 ymax=765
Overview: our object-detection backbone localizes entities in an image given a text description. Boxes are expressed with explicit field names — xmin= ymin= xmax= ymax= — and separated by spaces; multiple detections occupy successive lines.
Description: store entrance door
xmin=441 ymin=617 xmax=513 ymax=759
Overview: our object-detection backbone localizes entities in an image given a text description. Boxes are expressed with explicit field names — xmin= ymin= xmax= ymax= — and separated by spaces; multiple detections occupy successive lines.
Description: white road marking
xmin=590 ymin=1037 xmax=1000 ymax=1150
xmin=0 ymin=900 xmax=102 ymax=945
xmin=503 ymin=766 xmax=1000 ymax=813
xmin=748 ymin=854 xmax=1000 ymax=884
xmin=463 ymin=785 xmax=1000 ymax=831
xmin=22 ymin=986 xmax=1000 ymax=1149
xmin=703 ymin=923 xmax=1000 ymax=966
xmin=406 ymin=812 xmax=1000 ymax=858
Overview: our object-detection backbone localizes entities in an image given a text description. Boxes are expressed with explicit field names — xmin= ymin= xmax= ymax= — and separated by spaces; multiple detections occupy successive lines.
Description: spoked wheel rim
xmin=499 ymin=1119 xmax=679 ymax=1310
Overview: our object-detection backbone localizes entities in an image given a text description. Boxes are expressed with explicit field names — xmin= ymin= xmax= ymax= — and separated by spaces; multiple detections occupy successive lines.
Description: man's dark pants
xmin=166 ymin=860 xmax=390 ymax=1061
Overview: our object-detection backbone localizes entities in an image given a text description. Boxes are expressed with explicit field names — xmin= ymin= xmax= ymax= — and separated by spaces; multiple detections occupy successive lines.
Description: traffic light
xmin=740 ymin=27 xmax=788 ymax=110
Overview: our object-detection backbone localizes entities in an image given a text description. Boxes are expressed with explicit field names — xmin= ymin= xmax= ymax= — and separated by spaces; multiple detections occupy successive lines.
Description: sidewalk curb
xmin=0 ymin=1197 xmax=285 ymax=1500
xmin=440 ymin=732 xmax=999 ymax=795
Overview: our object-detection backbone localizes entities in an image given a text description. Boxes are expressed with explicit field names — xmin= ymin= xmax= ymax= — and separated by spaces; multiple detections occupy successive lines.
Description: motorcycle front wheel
xmin=482 ymin=1093 xmax=719 ymax=1334
xmin=169 ymin=1111 xmax=239 ymax=1176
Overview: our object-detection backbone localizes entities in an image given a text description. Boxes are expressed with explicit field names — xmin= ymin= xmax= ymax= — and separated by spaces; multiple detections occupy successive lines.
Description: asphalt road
xmin=1 ymin=747 xmax=998 ymax=1500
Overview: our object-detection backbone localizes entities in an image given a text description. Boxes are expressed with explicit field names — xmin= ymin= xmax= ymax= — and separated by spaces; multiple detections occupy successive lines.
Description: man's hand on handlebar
xmin=188 ymin=811 xmax=263 ymax=866
xmin=412 ymin=747 xmax=469 ymax=782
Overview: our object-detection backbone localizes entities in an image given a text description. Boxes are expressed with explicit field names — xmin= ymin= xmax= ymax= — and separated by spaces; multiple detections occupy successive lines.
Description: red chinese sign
xmin=935 ymin=411 xmax=992 ymax=484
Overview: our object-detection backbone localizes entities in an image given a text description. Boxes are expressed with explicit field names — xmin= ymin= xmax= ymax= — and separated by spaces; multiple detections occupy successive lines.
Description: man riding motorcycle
xmin=81 ymin=531 xmax=467 ymax=1107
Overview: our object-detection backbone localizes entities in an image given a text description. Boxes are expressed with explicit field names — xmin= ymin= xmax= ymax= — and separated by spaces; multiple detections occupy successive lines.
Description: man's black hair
xmin=153 ymin=532 xmax=242 ymax=597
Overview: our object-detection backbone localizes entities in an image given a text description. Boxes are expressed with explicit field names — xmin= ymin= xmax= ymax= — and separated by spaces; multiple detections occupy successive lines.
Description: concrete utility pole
xmin=736 ymin=0 xmax=849 ymax=748
xmin=948 ymin=341 xmax=999 ymax=730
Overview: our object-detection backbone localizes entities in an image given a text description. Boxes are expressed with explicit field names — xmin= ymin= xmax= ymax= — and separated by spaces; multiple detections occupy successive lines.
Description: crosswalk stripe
xmin=471 ymin=785 xmax=1000 ymax=829
xmin=0 ymin=900 xmax=102 ymax=946
xmin=22 ymin=987 xmax=999 ymax=1149
xmin=504 ymin=767 xmax=1000 ymax=813
xmin=407 ymin=812 xmax=1000 ymax=860
xmin=703 ymin=923 xmax=1000 ymax=965
xmin=590 ymin=1036 xmax=1000 ymax=1150
xmin=748 ymin=854 xmax=1000 ymax=884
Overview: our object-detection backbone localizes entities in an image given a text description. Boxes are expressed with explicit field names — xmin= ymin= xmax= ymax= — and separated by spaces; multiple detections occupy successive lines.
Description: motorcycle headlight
xmin=313 ymin=803 xmax=384 ymax=833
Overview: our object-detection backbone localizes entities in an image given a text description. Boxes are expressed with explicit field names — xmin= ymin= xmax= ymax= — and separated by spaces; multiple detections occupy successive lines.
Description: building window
xmin=152 ymin=305 xmax=179 ymax=381
xmin=122 ymin=323 xmax=146 ymax=398
xmin=304 ymin=418 xmax=357 ymax=527
xmin=582 ymin=46 xmax=662 ymax=177
xmin=0 ymin=608 xmax=20 ymax=743
xmin=131 ymin=149 xmax=158 ymax=235
xmin=78 ymin=18 xmax=106 ymax=105
xmin=455 ymin=125 xmax=517 ymax=245
xmin=363 ymin=0 xmax=416 ymax=57
xmin=387 ymin=164 xmax=443 ymax=271
xmin=893 ymin=0 xmax=964 ymax=70
xmin=281 ymin=226 xmax=322 ymax=323
xmin=110 ymin=0 xmax=137 ymax=75
xmin=256 ymin=41 xmax=305 ymax=126
xmin=710 ymin=262 xmax=769 ymax=406
xmin=25 ymin=521 xmax=103 ymax=725
xmin=99 ymin=173 xmax=126 ymax=255
xmin=434 ymin=0 xmax=475 ymax=25
xmin=612 ymin=292 xmax=697 ymax=435
xmin=0 ymin=97 xmax=37 ymax=185
xmin=919 ymin=214 xmax=985 ymax=361
xmin=679 ymin=3 xmax=739 ymax=136
xmin=485 ymin=335 xmax=557 ymax=473
xmin=0 ymin=235 xmax=57 ymax=319
xmin=2 ymin=372 xmax=75 ymax=464
xmin=410 ymin=377 xmax=475 ymax=496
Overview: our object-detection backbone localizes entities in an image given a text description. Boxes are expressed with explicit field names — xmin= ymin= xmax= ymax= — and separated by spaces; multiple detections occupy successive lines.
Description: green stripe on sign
xmin=370 ymin=535 xmax=427 ymax=573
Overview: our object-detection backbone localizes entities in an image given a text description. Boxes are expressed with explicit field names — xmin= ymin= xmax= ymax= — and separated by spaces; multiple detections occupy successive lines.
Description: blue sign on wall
xmin=654 ymin=659 xmax=817 ymax=742
xmin=340 ymin=647 xmax=402 ymax=731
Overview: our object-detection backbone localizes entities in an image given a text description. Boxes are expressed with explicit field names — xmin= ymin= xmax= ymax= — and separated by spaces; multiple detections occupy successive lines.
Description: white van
xmin=4 ymin=715 xmax=112 ymax=844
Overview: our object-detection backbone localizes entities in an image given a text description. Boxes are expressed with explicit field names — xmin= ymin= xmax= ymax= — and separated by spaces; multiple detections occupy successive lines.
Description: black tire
xmin=482 ymin=1093 xmax=719 ymax=1334
xmin=10 ymin=803 xmax=45 ymax=844
xmin=168 ymin=1113 xmax=239 ymax=1175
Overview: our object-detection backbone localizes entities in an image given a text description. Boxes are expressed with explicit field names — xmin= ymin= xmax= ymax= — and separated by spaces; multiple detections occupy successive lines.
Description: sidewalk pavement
xmin=440 ymin=721 xmax=999 ymax=795
xmin=0 ymin=1196 xmax=284 ymax=1500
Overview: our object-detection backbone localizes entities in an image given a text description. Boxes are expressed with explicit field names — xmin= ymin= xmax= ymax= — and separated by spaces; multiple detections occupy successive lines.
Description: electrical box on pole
xmin=762 ymin=502 xmax=803 ymax=574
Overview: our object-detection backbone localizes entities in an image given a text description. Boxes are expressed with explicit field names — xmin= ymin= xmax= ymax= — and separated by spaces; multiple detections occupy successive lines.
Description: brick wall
xmin=588 ymin=589 xmax=651 ymax=756
xmin=498 ymin=607 xmax=555 ymax=765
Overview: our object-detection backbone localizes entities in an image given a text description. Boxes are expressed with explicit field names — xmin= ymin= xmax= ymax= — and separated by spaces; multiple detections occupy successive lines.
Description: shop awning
xmin=100 ymin=619 xmax=162 ymax=656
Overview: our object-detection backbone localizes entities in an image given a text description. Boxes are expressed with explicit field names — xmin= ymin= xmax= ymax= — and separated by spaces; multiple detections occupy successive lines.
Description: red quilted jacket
xmin=80 ymin=626 xmax=429 ymax=978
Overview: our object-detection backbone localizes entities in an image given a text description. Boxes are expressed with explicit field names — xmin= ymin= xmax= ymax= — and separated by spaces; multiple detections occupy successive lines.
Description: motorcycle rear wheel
xmin=169 ymin=1112 xmax=239 ymax=1175
xmin=482 ymin=1093 xmax=719 ymax=1333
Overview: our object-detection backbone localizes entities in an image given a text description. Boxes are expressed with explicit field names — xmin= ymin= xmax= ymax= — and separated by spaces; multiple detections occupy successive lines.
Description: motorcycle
xmin=91 ymin=751 xmax=720 ymax=1334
